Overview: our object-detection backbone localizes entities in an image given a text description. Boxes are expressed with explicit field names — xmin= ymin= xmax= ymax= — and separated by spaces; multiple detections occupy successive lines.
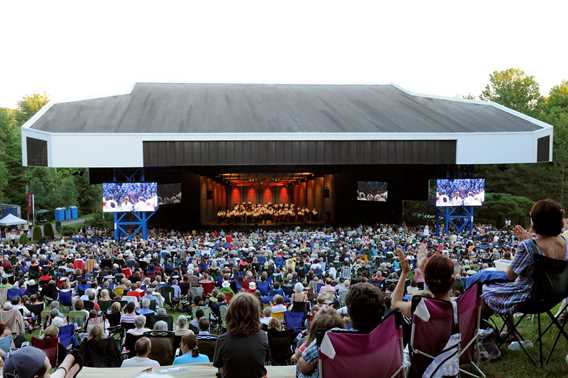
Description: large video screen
xmin=357 ymin=181 xmax=388 ymax=202
xmin=158 ymin=183 xmax=182 ymax=205
xmin=102 ymin=183 xmax=158 ymax=212
xmin=436 ymin=179 xmax=485 ymax=207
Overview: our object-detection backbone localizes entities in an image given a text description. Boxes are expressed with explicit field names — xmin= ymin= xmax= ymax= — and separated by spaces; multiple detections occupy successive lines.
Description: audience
xmin=0 ymin=219 xmax=562 ymax=374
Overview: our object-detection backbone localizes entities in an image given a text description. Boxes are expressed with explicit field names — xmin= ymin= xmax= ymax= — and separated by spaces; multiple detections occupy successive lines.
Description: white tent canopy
xmin=0 ymin=213 xmax=27 ymax=226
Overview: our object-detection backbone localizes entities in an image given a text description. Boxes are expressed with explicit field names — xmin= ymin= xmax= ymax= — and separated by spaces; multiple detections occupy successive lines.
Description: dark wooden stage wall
xmin=143 ymin=140 xmax=456 ymax=167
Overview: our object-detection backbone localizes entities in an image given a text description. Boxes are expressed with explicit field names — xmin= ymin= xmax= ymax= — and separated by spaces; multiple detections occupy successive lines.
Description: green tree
xmin=74 ymin=169 xmax=101 ymax=213
xmin=15 ymin=94 xmax=49 ymax=125
xmin=480 ymin=68 xmax=542 ymax=115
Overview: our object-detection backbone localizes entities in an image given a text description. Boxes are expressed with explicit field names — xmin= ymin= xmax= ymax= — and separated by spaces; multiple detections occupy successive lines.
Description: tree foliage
xmin=0 ymin=95 xmax=100 ymax=216
xmin=480 ymin=68 xmax=542 ymax=115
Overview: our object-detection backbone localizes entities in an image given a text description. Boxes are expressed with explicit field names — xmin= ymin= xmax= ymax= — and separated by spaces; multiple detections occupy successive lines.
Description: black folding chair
xmin=268 ymin=330 xmax=294 ymax=365
xmin=497 ymin=253 xmax=568 ymax=367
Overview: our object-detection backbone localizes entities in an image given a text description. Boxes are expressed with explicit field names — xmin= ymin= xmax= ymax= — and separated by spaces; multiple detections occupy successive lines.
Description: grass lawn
xmin=480 ymin=314 xmax=568 ymax=378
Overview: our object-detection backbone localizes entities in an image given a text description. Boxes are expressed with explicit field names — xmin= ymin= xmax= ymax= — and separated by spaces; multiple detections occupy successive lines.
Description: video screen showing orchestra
xmin=158 ymin=183 xmax=182 ymax=205
xmin=102 ymin=183 xmax=158 ymax=212
xmin=357 ymin=181 xmax=388 ymax=202
xmin=435 ymin=178 xmax=485 ymax=207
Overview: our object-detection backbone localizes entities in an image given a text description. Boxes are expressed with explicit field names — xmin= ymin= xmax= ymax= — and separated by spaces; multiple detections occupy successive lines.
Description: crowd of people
xmin=217 ymin=202 xmax=320 ymax=225
xmin=0 ymin=199 xmax=565 ymax=377
xmin=102 ymin=183 xmax=158 ymax=213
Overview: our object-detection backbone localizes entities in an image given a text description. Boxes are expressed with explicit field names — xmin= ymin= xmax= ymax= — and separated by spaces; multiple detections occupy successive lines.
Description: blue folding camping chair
xmin=284 ymin=311 xmax=305 ymax=335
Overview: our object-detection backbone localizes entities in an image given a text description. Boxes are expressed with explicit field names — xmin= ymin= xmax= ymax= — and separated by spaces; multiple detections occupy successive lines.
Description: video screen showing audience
xmin=158 ymin=183 xmax=182 ymax=205
xmin=436 ymin=178 xmax=485 ymax=207
xmin=102 ymin=183 xmax=158 ymax=212
xmin=357 ymin=181 xmax=388 ymax=202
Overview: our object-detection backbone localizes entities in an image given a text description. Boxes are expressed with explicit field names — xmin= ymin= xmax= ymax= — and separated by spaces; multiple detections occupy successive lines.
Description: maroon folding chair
xmin=457 ymin=283 xmax=485 ymax=377
xmin=319 ymin=311 xmax=404 ymax=378
xmin=409 ymin=296 xmax=458 ymax=378
xmin=31 ymin=336 xmax=59 ymax=367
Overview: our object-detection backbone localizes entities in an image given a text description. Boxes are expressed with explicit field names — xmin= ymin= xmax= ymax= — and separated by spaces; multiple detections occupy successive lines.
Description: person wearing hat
xmin=3 ymin=346 xmax=51 ymax=378
xmin=246 ymin=281 xmax=257 ymax=294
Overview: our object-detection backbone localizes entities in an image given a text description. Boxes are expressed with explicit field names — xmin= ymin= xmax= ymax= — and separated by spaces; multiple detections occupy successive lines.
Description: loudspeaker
xmin=323 ymin=188 xmax=330 ymax=198
xmin=206 ymin=190 xmax=213 ymax=200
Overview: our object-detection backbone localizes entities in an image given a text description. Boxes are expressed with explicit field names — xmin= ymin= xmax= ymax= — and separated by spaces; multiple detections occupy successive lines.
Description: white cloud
xmin=1 ymin=0 xmax=566 ymax=107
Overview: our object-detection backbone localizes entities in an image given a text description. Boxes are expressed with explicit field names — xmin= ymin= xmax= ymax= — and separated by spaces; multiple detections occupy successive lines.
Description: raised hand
xmin=513 ymin=225 xmax=531 ymax=240
xmin=395 ymin=248 xmax=410 ymax=275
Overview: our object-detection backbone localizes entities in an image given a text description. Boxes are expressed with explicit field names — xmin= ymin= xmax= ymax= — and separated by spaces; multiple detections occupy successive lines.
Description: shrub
xmin=61 ymin=225 xmax=75 ymax=237
xmin=43 ymin=223 xmax=54 ymax=240
xmin=18 ymin=234 xmax=30 ymax=245
xmin=32 ymin=225 xmax=42 ymax=242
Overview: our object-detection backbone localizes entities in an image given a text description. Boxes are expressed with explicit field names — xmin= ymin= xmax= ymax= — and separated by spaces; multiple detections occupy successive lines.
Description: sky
xmin=1 ymin=0 xmax=567 ymax=108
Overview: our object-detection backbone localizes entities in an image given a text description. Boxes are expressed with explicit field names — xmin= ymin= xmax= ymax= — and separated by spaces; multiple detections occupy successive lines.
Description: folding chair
xmin=58 ymin=290 xmax=73 ymax=308
xmin=124 ymin=332 xmax=143 ymax=357
xmin=218 ymin=304 xmax=228 ymax=332
xmin=98 ymin=300 xmax=112 ymax=314
xmin=6 ymin=288 xmax=22 ymax=302
xmin=58 ymin=324 xmax=75 ymax=349
xmin=320 ymin=311 xmax=404 ymax=378
xmin=197 ymin=338 xmax=217 ymax=361
xmin=0 ymin=335 xmax=12 ymax=354
xmin=457 ymin=283 xmax=485 ymax=378
xmin=68 ymin=310 xmax=88 ymax=331
xmin=268 ymin=329 xmax=294 ymax=365
xmin=31 ymin=336 xmax=59 ymax=367
xmin=496 ymin=253 xmax=568 ymax=367
xmin=155 ymin=314 xmax=174 ymax=331
xmin=144 ymin=330 xmax=176 ymax=366
xmin=409 ymin=296 xmax=459 ymax=378
xmin=78 ymin=337 xmax=122 ymax=367
xmin=284 ymin=310 xmax=305 ymax=335
xmin=160 ymin=286 xmax=175 ymax=309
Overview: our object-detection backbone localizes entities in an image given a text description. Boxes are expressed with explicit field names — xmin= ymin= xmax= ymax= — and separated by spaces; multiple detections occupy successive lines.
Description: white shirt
xmin=121 ymin=356 xmax=160 ymax=368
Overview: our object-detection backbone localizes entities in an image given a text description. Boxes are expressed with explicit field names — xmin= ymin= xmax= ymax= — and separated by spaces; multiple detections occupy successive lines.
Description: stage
xmin=20 ymin=83 xmax=553 ymax=235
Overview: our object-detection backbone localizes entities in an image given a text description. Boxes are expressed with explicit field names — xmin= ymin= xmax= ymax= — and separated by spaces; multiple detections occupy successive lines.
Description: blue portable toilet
xmin=65 ymin=208 xmax=71 ymax=221
xmin=54 ymin=208 xmax=65 ymax=222
xmin=69 ymin=206 xmax=79 ymax=220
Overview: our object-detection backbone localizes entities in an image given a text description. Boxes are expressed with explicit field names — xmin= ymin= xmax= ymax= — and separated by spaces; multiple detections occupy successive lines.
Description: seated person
xmin=0 ymin=302 xmax=25 ymax=336
xmin=175 ymin=315 xmax=194 ymax=337
xmin=121 ymin=337 xmax=160 ymax=368
xmin=197 ymin=318 xmax=217 ymax=341
xmin=3 ymin=346 xmax=51 ymax=378
xmin=213 ymin=293 xmax=269 ymax=378
xmin=271 ymin=295 xmax=287 ymax=319
xmin=346 ymin=282 xmax=385 ymax=332
xmin=153 ymin=320 xmax=169 ymax=332
xmin=296 ymin=307 xmax=344 ymax=378
xmin=173 ymin=334 xmax=210 ymax=365
xmin=267 ymin=318 xmax=284 ymax=333
xmin=137 ymin=298 xmax=156 ymax=316
xmin=127 ymin=315 xmax=151 ymax=336
xmin=120 ymin=301 xmax=137 ymax=324
xmin=482 ymin=200 xmax=568 ymax=316
xmin=391 ymin=249 xmax=455 ymax=316
xmin=260 ymin=307 xmax=272 ymax=329
xmin=191 ymin=309 xmax=204 ymax=330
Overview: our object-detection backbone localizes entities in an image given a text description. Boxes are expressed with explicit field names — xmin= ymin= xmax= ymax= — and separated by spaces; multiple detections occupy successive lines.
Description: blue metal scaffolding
xmin=111 ymin=169 xmax=154 ymax=241
xmin=435 ymin=206 xmax=474 ymax=235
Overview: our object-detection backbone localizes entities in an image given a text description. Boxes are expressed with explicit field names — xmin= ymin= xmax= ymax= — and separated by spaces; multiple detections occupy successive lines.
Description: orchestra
xmin=217 ymin=202 xmax=319 ymax=224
